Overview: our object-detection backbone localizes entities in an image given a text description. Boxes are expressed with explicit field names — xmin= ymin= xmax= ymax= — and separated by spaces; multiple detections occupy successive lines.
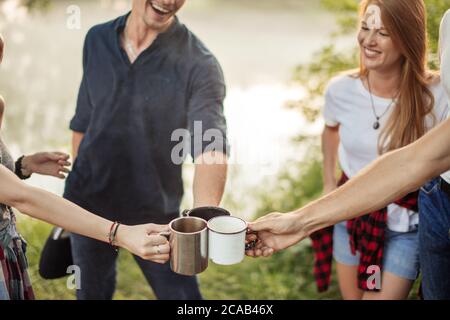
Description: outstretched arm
xmin=298 ymin=117 xmax=450 ymax=235
xmin=0 ymin=165 xmax=170 ymax=263
xmin=248 ymin=118 xmax=450 ymax=255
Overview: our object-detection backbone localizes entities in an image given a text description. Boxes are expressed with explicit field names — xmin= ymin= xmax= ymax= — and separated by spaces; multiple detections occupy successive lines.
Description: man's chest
xmin=85 ymin=58 xmax=189 ymax=123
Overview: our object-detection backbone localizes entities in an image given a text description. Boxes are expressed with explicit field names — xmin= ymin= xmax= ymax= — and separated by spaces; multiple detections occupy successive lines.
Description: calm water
xmin=0 ymin=0 xmax=354 ymax=216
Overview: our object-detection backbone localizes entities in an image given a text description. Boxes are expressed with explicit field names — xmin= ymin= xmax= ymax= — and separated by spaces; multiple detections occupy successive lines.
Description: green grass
xmin=17 ymin=214 xmax=420 ymax=300
xmin=17 ymin=215 xmax=342 ymax=300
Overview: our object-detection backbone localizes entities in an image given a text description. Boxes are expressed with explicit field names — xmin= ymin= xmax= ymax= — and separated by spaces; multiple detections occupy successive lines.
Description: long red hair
xmin=358 ymin=0 xmax=436 ymax=154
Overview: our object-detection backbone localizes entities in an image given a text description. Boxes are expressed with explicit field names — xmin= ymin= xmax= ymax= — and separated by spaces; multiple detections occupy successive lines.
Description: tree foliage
xmin=289 ymin=0 xmax=450 ymax=127
xmin=0 ymin=0 xmax=51 ymax=11
xmin=250 ymin=1 xmax=448 ymax=299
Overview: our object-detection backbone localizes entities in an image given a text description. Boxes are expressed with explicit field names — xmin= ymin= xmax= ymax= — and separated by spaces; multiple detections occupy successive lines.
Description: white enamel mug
xmin=207 ymin=216 xmax=248 ymax=265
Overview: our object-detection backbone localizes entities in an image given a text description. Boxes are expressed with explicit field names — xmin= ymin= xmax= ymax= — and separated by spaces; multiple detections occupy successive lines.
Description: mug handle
xmin=181 ymin=209 xmax=190 ymax=217
xmin=245 ymin=230 xmax=258 ymax=250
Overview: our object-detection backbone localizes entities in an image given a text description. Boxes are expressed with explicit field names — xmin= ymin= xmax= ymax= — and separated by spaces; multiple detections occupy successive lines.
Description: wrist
xmin=193 ymin=199 xmax=220 ymax=208
xmin=290 ymin=208 xmax=315 ymax=237
xmin=15 ymin=155 xmax=32 ymax=179
xmin=21 ymin=156 xmax=33 ymax=176
xmin=113 ymin=224 xmax=130 ymax=250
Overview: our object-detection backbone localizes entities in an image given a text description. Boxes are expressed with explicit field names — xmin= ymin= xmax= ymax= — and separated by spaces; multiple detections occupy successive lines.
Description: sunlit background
xmin=2 ymin=0 xmax=446 ymax=300
xmin=0 ymin=0 xmax=353 ymax=217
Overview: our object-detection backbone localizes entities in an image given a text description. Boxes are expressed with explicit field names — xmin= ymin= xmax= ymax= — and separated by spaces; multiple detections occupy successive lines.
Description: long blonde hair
xmin=358 ymin=0 xmax=435 ymax=154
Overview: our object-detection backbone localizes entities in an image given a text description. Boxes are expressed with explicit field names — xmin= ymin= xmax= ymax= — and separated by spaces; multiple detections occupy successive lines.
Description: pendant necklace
xmin=367 ymin=74 xmax=398 ymax=130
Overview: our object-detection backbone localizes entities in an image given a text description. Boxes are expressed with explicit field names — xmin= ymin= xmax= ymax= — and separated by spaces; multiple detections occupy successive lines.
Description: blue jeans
xmin=419 ymin=177 xmax=450 ymax=300
xmin=70 ymin=233 xmax=203 ymax=300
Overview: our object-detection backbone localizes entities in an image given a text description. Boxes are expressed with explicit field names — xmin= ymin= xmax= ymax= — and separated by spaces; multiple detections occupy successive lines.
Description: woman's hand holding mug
xmin=163 ymin=207 xmax=253 ymax=276
xmin=115 ymin=223 xmax=171 ymax=264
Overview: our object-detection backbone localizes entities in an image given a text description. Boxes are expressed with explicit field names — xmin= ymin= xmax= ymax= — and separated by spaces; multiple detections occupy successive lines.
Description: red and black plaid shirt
xmin=310 ymin=172 xmax=418 ymax=292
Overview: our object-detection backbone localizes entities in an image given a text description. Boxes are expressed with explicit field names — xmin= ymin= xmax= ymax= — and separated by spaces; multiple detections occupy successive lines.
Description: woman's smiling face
xmin=357 ymin=4 xmax=403 ymax=73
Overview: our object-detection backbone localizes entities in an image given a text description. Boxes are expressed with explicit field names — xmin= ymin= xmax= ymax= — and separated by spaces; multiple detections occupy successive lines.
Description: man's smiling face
xmin=134 ymin=0 xmax=186 ymax=31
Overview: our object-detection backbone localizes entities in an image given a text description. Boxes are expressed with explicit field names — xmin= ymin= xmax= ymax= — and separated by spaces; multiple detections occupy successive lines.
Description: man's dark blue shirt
xmin=64 ymin=13 xmax=228 ymax=224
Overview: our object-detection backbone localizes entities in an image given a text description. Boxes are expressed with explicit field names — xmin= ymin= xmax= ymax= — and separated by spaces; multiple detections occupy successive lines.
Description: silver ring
xmin=155 ymin=245 xmax=161 ymax=254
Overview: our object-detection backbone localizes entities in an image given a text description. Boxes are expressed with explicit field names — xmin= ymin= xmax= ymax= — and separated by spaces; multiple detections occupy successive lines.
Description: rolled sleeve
xmin=69 ymin=32 xmax=93 ymax=133
xmin=70 ymin=75 xmax=93 ymax=132
xmin=323 ymin=86 xmax=340 ymax=127
xmin=187 ymin=57 xmax=229 ymax=160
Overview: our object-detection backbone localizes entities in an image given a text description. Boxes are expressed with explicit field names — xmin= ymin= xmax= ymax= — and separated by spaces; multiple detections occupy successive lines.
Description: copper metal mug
xmin=163 ymin=216 xmax=208 ymax=276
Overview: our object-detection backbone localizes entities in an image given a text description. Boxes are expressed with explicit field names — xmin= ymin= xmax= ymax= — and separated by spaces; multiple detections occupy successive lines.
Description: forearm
xmin=72 ymin=131 xmax=84 ymax=161
xmin=250 ymin=120 xmax=450 ymax=255
xmin=295 ymin=146 xmax=423 ymax=235
xmin=295 ymin=116 xmax=450 ymax=236
xmin=321 ymin=126 xmax=340 ymax=186
xmin=13 ymin=185 xmax=113 ymax=244
xmin=193 ymin=151 xmax=228 ymax=207
xmin=0 ymin=164 xmax=113 ymax=244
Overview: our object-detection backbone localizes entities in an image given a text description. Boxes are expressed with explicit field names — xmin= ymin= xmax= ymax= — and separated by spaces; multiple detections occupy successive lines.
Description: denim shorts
xmin=332 ymin=221 xmax=420 ymax=280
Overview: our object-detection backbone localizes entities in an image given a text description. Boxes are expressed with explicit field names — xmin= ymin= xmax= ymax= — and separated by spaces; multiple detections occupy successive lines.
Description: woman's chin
xmin=362 ymin=60 xmax=383 ymax=72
